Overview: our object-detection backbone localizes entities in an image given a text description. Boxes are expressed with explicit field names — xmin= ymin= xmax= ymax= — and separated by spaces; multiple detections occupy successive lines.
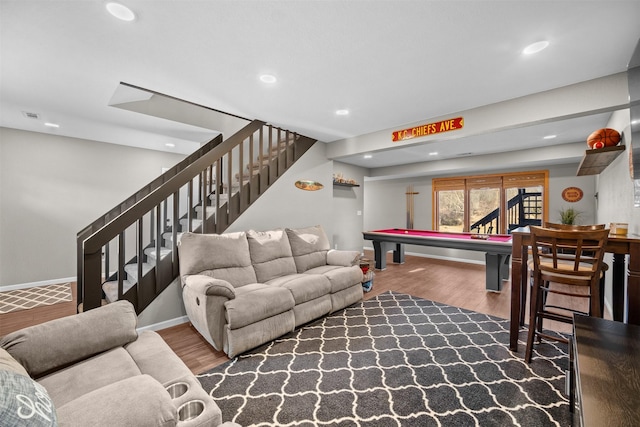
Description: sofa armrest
xmin=327 ymin=249 xmax=361 ymax=267
xmin=55 ymin=375 xmax=177 ymax=427
xmin=182 ymin=275 xmax=236 ymax=352
xmin=0 ymin=300 xmax=138 ymax=378
xmin=184 ymin=274 xmax=236 ymax=299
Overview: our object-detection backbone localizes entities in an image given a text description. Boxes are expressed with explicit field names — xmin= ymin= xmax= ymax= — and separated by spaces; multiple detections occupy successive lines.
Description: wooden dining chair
xmin=520 ymin=223 xmax=609 ymax=325
xmin=525 ymin=226 xmax=609 ymax=363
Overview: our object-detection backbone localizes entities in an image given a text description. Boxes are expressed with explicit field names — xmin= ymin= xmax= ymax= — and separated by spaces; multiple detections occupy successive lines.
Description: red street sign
xmin=392 ymin=117 xmax=464 ymax=142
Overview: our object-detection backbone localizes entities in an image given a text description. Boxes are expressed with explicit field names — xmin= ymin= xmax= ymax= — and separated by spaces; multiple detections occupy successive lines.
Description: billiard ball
xmin=404 ymin=230 xmax=408 ymax=234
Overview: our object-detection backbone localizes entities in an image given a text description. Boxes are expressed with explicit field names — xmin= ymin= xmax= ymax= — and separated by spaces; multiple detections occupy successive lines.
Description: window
xmin=433 ymin=171 xmax=548 ymax=234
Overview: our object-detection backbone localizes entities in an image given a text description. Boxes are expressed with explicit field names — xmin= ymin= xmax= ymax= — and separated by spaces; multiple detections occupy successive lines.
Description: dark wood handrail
xmin=77 ymin=133 xmax=226 ymax=242
xmin=79 ymin=120 xmax=264 ymax=254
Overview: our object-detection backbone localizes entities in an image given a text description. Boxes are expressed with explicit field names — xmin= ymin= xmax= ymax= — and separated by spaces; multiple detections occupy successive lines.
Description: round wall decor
xmin=561 ymin=187 xmax=583 ymax=203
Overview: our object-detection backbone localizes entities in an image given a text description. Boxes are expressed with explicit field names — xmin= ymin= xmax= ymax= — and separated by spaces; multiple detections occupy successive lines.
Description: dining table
xmin=509 ymin=226 xmax=640 ymax=351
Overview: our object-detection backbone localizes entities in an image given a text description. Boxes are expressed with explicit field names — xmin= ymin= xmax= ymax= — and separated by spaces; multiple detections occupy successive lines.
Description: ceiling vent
xmin=22 ymin=111 xmax=40 ymax=119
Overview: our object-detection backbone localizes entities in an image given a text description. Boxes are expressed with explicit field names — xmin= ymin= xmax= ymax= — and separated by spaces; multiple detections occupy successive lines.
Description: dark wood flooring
xmin=1 ymin=250 xmax=586 ymax=375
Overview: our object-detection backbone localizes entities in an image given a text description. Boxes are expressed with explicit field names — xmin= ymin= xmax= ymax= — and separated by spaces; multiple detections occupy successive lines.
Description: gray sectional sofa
xmin=0 ymin=300 xmax=235 ymax=427
xmin=178 ymin=225 xmax=364 ymax=358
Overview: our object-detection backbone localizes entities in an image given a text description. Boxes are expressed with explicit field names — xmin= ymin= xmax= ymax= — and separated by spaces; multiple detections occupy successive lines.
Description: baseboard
xmin=137 ymin=315 xmax=189 ymax=333
xmin=0 ymin=277 xmax=76 ymax=293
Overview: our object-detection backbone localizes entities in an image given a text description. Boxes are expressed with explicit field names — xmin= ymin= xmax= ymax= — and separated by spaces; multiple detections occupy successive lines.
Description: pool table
xmin=362 ymin=228 xmax=513 ymax=291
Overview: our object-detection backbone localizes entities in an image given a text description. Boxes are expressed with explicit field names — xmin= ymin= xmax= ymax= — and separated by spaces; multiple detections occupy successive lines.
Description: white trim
xmin=137 ymin=315 xmax=189 ymax=333
xmin=363 ymin=245 xmax=485 ymax=266
xmin=0 ymin=277 xmax=76 ymax=292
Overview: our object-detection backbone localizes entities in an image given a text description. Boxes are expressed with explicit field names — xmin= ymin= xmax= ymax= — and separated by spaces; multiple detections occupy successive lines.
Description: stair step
xmin=195 ymin=205 xmax=216 ymax=220
xmin=208 ymin=193 xmax=229 ymax=203
xmin=124 ymin=262 xmax=153 ymax=285
xmin=180 ymin=217 xmax=202 ymax=231
xmin=235 ymin=169 xmax=260 ymax=181
xmin=163 ymin=232 xmax=183 ymax=246
xmin=102 ymin=280 xmax=135 ymax=303
xmin=144 ymin=246 xmax=172 ymax=263
xmin=247 ymin=160 xmax=269 ymax=170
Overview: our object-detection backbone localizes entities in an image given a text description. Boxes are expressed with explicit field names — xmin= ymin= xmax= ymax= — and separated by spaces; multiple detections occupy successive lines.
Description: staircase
xmin=76 ymin=120 xmax=316 ymax=313
xmin=470 ymin=189 xmax=542 ymax=234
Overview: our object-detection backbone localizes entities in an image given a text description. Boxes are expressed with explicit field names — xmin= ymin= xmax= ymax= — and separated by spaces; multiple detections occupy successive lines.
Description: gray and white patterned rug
xmin=0 ymin=283 xmax=72 ymax=314
xmin=198 ymin=291 xmax=570 ymax=426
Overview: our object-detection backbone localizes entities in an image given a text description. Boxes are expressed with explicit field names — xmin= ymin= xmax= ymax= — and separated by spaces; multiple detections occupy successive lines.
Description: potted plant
xmin=559 ymin=207 xmax=582 ymax=225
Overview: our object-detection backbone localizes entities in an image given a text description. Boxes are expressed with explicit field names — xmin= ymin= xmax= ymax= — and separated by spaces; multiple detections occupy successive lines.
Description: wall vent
xmin=22 ymin=111 xmax=40 ymax=119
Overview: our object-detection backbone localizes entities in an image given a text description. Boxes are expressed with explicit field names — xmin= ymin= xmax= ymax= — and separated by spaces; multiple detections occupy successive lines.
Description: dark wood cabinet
xmin=572 ymin=315 xmax=640 ymax=426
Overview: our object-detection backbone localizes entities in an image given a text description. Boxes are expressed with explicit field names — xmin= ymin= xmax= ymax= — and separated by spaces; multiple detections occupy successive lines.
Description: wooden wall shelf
xmin=333 ymin=182 xmax=360 ymax=187
xmin=576 ymin=145 xmax=625 ymax=176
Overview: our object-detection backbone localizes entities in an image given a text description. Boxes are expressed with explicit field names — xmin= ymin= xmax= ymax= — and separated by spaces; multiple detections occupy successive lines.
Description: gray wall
xmin=332 ymin=161 xmax=367 ymax=252
xmin=0 ymin=127 xmax=185 ymax=287
xmin=595 ymin=108 xmax=639 ymax=317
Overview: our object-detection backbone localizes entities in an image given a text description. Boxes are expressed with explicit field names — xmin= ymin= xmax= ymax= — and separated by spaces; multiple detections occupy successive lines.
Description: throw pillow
xmin=0 ymin=370 xmax=57 ymax=426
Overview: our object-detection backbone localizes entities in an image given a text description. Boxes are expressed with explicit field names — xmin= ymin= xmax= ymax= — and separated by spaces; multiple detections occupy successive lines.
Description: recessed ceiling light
xmin=165 ymin=143 xmax=175 ymax=148
xmin=363 ymin=154 xmax=372 ymax=159
xmin=428 ymin=152 xmax=438 ymax=156
xmin=523 ymin=41 xmax=549 ymax=55
xmin=106 ymin=2 xmax=136 ymax=22
xmin=336 ymin=109 xmax=349 ymax=116
xmin=259 ymin=74 xmax=277 ymax=84
xmin=543 ymin=134 xmax=557 ymax=139
xmin=44 ymin=122 xmax=60 ymax=128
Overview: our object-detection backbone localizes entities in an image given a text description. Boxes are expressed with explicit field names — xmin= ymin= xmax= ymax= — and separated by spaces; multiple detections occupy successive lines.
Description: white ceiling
xmin=2 ymin=1 xmax=640 ymax=174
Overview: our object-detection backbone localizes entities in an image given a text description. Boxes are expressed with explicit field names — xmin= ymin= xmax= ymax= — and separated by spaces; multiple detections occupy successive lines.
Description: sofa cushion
xmin=327 ymin=249 xmax=361 ymax=267
xmin=55 ymin=375 xmax=176 ymax=427
xmin=0 ymin=347 xmax=29 ymax=377
xmin=305 ymin=265 xmax=364 ymax=293
xmin=0 ymin=300 xmax=138 ymax=378
xmin=0 ymin=370 xmax=57 ymax=427
xmin=37 ymin=347 xmax=141 ymax=408
xmin=179 ymin=231 xmax=257 ymax=286
xmin=247 ymin=229 xmax=297 ymax=282
xmin=266 ymin=273 xmax=331 ymax=304
xmin=124 ymin=331 xmax=193 ymax=386
xmin=225 ymin=284 xmax=295 ymax=330
xmin=286 ymin=225 xmax=330 ymax=273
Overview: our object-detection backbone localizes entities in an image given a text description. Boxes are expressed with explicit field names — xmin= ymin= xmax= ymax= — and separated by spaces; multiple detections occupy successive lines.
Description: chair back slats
xmin=530 ymin=226 xmax=609 ymax=286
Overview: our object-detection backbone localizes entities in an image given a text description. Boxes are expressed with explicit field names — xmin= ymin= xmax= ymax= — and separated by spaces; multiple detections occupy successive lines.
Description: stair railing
xmin=470 ymin=190 xmax=542 ymax=234
xmin=77 ymin=120 xmax=315 ymax=313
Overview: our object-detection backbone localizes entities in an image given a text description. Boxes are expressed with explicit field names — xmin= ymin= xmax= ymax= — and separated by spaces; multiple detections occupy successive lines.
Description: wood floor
xmin=0 ymin=250 xmax=583 ymax=375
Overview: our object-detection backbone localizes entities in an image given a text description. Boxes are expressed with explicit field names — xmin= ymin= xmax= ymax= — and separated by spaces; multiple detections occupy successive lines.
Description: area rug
xmin=198 ymin=291 xmax=570 ymax=426
xmin=0 ymin=283 xmax=72 ymax=314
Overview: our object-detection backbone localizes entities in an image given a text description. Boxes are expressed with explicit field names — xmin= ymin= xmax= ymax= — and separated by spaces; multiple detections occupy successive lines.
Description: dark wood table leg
xmin=628 ymin=243 xmax=640 ymax=325
xmin=612 ymin=253 xmax=625 ymax=322
xmin=510 ymin=234 xmax=524 ymax=351
xmin=519 ymin=249 xmax=528 ymax=326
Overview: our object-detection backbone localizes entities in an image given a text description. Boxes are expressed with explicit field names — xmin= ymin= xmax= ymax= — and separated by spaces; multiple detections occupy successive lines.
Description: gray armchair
xmin=0 ymin=300 xmax=237 ymax=427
